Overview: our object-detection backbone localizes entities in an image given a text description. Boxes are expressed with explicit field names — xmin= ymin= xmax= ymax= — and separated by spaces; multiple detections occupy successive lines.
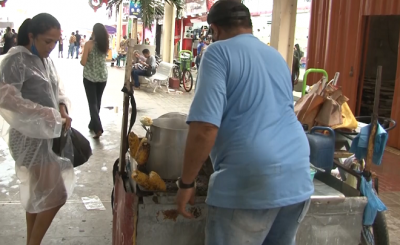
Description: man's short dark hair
xmin=207 ymin=0 xmax=252 ymax=30
xmin=142 ymin=49 xmax=150 ymax=54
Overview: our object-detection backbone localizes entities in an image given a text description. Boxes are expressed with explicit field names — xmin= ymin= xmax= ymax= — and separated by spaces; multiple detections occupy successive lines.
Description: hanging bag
xmin=53 ymin=127 xmax=92 ymax=168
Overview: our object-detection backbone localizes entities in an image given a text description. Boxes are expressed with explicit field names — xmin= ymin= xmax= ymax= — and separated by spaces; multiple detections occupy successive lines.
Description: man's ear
xmin=28 ymin=33 xmax=34 ymax=43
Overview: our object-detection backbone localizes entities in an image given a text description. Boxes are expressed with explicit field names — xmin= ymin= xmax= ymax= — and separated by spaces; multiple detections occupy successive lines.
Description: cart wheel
xmin=373 ymin=211 xmax=390 ymax=245
xmin=361 ymin=211 xmax=390 ymax=245
xmin=173 ymin=66 xmax=180 ymax=80
xmin=182 ymin=70 xmax=193 ymax=92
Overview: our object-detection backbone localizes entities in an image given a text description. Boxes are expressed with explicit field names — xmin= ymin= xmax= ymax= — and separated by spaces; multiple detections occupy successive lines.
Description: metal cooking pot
xmin=143 ymin=113 xmax=188 ymax=180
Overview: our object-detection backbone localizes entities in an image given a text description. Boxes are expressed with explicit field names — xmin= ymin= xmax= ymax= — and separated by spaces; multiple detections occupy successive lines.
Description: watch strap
xmin=176 ymin=177 xmax=195 ymax=189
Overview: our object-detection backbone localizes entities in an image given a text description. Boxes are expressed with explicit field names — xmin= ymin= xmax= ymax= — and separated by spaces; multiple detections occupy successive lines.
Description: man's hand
xmin=176 ymin=187 xmax=196 ymax=219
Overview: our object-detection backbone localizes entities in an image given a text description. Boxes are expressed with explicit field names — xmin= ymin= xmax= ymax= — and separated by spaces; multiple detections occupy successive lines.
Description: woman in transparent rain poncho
xmin=0 ymin=14 xmax=75 ymax=245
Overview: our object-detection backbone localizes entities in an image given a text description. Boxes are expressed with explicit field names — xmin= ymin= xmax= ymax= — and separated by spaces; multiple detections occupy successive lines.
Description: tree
xmin=107 ymin=0 xmax=183 ymax=30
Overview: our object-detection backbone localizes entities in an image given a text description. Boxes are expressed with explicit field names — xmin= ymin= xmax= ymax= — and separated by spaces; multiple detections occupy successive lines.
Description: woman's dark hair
xmin=295 ymin=44 xmax=301 ymax=52
xmin=92 ymin=23 xmax=109 ymax=54
xmin=17 ymin=13 xmax=61 ymax=46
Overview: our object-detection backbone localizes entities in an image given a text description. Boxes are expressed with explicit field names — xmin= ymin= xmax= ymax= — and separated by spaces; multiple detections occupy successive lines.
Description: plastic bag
xmin=0 ymin=47 xmax=75 ymax=213
xmin=360 ymin=176 xmax=387 ymax=226
xmin=53 ymin=127 xmax=92 ymax=168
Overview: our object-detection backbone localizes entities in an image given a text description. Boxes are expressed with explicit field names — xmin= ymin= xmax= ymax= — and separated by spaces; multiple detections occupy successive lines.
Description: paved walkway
xmin=0 ymin=57 xmax=399 ymax=244
xmin=371 ymin=149 xmax=400 ymax=245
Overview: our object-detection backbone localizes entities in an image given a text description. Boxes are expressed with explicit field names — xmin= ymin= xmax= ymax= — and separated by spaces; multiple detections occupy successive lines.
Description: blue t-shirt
xmin=197 ymin=42 xmax=205 ymax=55
xmin=187 ymin=34 xmax=314 ymax=209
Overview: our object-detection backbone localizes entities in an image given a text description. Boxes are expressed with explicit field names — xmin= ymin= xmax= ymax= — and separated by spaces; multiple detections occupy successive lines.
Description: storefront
xmin=178 ymin=0 xmax=214 ymax=59
xmin=177 ymin=0 xmax=312 ymax=62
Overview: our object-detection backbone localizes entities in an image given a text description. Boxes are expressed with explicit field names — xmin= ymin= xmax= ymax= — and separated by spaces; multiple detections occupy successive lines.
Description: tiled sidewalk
xmin=371 ymin=150 xmax=400 ymax=245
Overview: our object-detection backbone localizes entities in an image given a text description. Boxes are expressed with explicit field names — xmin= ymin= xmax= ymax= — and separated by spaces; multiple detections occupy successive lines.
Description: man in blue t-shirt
xmin=175 ymin=1 xmax=314 ymax=245
xmin=195 ymin=37 xmax=205 ymax=70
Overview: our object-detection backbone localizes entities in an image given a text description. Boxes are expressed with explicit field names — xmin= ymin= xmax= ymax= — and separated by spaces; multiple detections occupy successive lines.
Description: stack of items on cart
xmin=294 ymin=75 xmax=358 ymax=132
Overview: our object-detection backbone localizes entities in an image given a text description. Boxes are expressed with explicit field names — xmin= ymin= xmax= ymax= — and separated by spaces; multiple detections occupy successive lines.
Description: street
xmin=0 ymin=56 xmax=399 ymax=244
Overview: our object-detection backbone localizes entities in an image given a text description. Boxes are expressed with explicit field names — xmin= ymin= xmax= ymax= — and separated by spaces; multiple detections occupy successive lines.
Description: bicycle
xmin=172 ymin=50 xmax=194 ymax=92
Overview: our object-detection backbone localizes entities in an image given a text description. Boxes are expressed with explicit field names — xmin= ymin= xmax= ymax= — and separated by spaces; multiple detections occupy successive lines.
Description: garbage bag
xmin=360 ymin=176 xmax=387 ymax=226
xmin=53 ymin=127 xmax=92 ymax=168
xmin=0 ymin=47 xmax=75 ymax=213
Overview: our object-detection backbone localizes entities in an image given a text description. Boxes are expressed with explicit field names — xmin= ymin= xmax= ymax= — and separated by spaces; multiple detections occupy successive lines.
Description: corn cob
xmin=131 ymin=170 xmax=152 ymax=190
xmin=148 ymin=171 xmax=166 ymax=191
xmin=128 ymin=132 xmax=140 ymax=158
xmin=135 ymin=138 xmax=150 ymax=165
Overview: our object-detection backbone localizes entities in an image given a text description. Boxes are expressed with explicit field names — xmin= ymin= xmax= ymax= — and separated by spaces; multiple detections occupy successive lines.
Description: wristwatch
xmin=176 ymin=177 xmax=196 ymax=189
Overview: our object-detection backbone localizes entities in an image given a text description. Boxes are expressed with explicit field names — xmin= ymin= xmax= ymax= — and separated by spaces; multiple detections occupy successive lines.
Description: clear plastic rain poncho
xmin=0 ymin=46 xmax=75 ymax=213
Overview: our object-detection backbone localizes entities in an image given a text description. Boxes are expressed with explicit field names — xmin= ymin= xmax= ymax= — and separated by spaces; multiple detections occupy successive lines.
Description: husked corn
xmin=135 ymin=138 xmax=150 ymax=165
xmin=128 ymin=132 xmax=140 ymax=158
xmin=132 ymin=170 xmax=152 ymax=190
xmin=149 ymin=171 xmax=166 ymax=191
xmin=140 ymin=116 xmax=153 ymax=126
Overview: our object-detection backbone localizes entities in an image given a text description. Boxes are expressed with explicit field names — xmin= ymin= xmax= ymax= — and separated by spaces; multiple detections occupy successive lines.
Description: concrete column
xmin=161 ymin=3 xmax=176 ymax=63
xmin=116 ymin=4 xmax=123 ymax=51
xmin=270 ymin=0 xmax=297 ymax=70
xmin=132 ymin=18 xmax=138 ymax=44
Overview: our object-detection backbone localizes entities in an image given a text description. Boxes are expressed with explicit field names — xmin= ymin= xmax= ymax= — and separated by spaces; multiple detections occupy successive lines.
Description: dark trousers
xmin=131 ymin=68 xmax=148 ymax=88
xmin=196 ymin=55 xmax=201 ymax=70
xmin=75 ymin=45 xmax=80 ymax=58
xmin=83 ymin=78 xmax=107 ymax=133
xmin=116 ymin=54 xmax=126 ymax=66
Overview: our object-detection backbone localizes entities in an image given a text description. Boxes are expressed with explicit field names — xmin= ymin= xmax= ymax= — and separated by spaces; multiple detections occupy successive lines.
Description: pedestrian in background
xmin=58 ymin=34 xmax=64 ymax=58
xmin=116 ymin=35 xmax=128 ymax=67
xmin=11 ymin=28 xmax=17 ymax=46
xmin=0 ymin=13 xmax=74 ymax=245
xmin=80 ymin=35 xmax=87 ymax=55
xmin=195 ymin=37 xmax=205 ymax=70
xmin=67 ymin=32 xmax=76 ymax=58
xmin=80 ymin=23 xmax=109 ymax=139
xmin=1 ymin=27 xmax=14 ymax=54
xmin=75 ymin=30 xmax=81 ymax=59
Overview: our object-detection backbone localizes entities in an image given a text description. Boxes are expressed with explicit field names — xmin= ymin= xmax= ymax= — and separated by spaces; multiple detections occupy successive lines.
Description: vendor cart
xmin=112 ymin=47 xmax=370 ymax=244
xmin=297 ymin=67 xmax=395 ymax=245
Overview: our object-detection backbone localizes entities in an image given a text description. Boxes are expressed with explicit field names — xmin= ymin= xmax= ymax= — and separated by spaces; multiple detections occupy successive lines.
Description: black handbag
xmin=145 ymin=66 xmax=156 ymax=77
xmin=53 ymin=127 xmax=92 ymax=168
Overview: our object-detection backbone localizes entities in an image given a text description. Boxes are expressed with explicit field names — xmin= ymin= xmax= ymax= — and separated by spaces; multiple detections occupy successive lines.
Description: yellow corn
xmin=128 ymin=132 xmax=140 ymax=158
xmin=148 ymin=171 xmax=166 ymax=191
xmin=135 ymin=138 xmax=150 ymax=165
xmin=132 ymin=170 xmax=152 ymax=190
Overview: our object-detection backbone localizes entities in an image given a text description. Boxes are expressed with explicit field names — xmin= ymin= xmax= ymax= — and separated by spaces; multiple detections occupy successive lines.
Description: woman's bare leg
xmin=26 ymin=212 xmax=37 ymax=245
xmin=27 ymin=161 xmax=67 ymax=245
xmin=27 ymin=204 xmax=64 ymax=245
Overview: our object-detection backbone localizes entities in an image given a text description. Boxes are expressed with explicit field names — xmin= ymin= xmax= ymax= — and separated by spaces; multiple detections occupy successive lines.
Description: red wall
xmin=181 ymin=18 xmax=194 ymax=53
xmin=306 ymin=0 xmax=400 ymax=148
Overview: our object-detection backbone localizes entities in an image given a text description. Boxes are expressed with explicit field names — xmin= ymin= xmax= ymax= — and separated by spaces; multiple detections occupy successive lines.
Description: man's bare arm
xmin=181 ymin=122 xmax=218 ymax=184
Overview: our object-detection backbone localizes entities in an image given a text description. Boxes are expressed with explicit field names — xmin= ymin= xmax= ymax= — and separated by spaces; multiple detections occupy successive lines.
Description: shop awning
xmin=105 ymin=25 xmax=116 ymax=34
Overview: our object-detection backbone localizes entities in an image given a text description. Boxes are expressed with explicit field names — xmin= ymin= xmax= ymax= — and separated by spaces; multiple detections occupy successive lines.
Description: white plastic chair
xmin=145 ymin=62 xmax=175 ymax=93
